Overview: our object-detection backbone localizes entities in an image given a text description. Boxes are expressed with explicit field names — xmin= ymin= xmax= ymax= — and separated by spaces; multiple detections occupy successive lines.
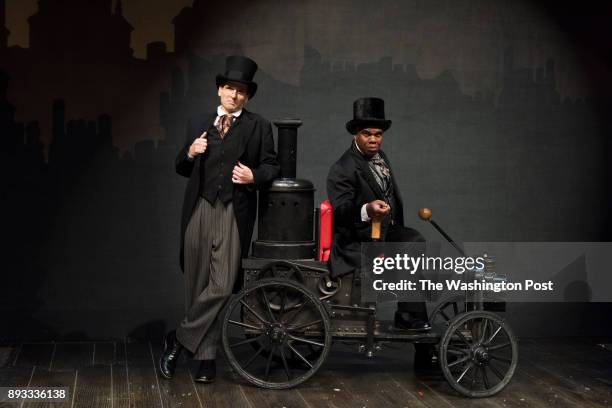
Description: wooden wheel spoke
xmin=288 ymin=335 xmax=325 ymax=348
xmin=478 ymin=318 xmax=489 ymax=345
xmin=440 ymin=310 xmax=451 ymax=321
xmin=488 ymin=341 xmax=511 ymax=351
xmin=279 ymin=345 xmax=292 ymax=380
xmin=243 ymin=344 xmax=266 ymax=370
xmin=447 ymin=354 xmax=471 ymax=368
xmin=228 ymin=319 xmax=263 ymax=331
xmin=488 ymin=361 xmax=506 ymax=380
xmin=482 ymin=367 xmax=490 ymax=389
xmin=486 ymin=325 xmax=503 ymax=345
xmin=489 ymin=354 xmax=511 ymax=364
xmin=283 ymin=298 xmax=312 ymax=326
xmin=456 ymin=362 xmax=474 ymax=383
xmin=447 ymin=347 xmax=469 ymax=356
xmin=452 ymin=302 xmax=459 ymax=315
xmin=240 ymin=299 xmax=269 ymax=326
xmin=287 ymin=343 xmax=314 ymax=369
xmin=278 ymin=287 xmax=288 ymax=321
xmin=230 ymin=334 xmax=267 ymax=349
xmin=264 ymin=344 xmax=276 ymax=381
xmin=288 ymin=319 xmax=323 ymax=332
xmin=259 ymin=287 xmax=277 ymax=323
xmin=469 ymin=369 xmax=476 ymax=391
xmin=454 ymin=329 xmax=472 ymax=346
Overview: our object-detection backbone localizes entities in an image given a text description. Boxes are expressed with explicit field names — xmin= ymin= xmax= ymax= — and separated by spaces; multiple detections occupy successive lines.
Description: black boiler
xmin=252 ymin=119 xmax=316 ymax=259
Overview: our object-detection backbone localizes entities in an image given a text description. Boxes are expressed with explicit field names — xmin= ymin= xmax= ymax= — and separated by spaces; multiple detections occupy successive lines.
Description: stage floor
xmin=0 ymin=337 xmax=610 ymax=407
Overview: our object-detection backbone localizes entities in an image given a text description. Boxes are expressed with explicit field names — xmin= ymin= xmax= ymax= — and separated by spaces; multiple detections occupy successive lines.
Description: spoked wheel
xmin=257 ymin=262 xmax=304 ymax=311
xmin=222 ymin=278 xmax=332 ymax=389
xmin=258 ymin=261 xmax=304 ymax=281
xmin=429 ymin=295 xmax=501 ymax=327
xmin=429 ymin=296 xmax=465 ymax=326
xmin=240 ymin=307 xmax=324 ymax=366
xmin=439 ymin=311 xmax=518 ymax=398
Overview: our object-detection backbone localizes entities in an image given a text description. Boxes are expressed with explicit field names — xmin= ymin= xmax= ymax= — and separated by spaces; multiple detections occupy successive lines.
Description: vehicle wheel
xmin=222 ymin=278 xmax=332 ymax=389
xmin=429 ymin=295 xmax=502 ymax=327
xmin=439 ymin=311 xmax=518 ymax=398
xmin=429 ymin=295 xmax=466 ymax=326
xmin=257 ymin=262 xmax=304 ymax=311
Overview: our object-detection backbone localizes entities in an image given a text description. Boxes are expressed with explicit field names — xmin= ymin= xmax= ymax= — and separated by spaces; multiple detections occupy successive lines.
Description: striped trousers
xmin=175 ymin=197 xmax=241 ymax=360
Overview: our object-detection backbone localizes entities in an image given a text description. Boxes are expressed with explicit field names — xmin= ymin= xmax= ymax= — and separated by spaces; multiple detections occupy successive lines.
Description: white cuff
xmin=361 ymin=204 xmax=370 ymax=222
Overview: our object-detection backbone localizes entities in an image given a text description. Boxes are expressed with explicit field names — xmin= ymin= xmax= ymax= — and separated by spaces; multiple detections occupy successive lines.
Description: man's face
xmin=218 ymin=81 xmax=249 ymax=113
xmin=354 ymin=127 xmax=384 ymax=156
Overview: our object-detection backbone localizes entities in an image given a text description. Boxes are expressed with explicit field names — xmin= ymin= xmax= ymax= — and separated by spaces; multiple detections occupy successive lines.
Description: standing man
xmin=159 ymin=56 xmax=279 ymax=383
xmin=327 ymin=97 xmax=431 ymax=333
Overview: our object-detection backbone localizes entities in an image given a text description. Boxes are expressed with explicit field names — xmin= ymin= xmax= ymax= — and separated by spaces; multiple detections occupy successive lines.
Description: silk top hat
xmin=346 ymin=97 xmax=392 ymax=134
xmin=215 ymin=56 xmax=259 ymax=97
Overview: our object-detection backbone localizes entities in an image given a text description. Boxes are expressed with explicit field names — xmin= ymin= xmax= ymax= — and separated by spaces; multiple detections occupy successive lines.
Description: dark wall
xmin=1 ymin=0 xmax=610 ymax=340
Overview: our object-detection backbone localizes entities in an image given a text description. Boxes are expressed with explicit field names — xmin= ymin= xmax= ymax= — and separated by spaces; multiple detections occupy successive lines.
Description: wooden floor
xmin=0 ymin=338 xmax=610 ymax=407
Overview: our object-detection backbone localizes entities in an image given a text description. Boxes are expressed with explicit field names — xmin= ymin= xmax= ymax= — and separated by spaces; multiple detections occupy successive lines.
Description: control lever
xmin=418 ymin=208 xmax=466 ymax=256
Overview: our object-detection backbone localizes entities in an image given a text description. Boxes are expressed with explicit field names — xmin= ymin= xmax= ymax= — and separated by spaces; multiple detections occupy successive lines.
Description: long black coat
xmin=175 ymin=109 xmax=280 ymax=272
xmin=326 ymin=143 xmax=405 ymax=278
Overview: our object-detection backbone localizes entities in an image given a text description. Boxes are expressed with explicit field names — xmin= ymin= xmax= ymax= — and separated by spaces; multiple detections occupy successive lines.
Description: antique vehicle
xmin=221 ymin=120 xmax=518 ymax=398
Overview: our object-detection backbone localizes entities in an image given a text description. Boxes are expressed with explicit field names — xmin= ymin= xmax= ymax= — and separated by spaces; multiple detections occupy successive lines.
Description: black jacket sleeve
xmin=327 ymin=159 xmax=362 ymax=228
xmin=250 ymin=118 xmax=280 ymax=188
xmin=175 ymin=118 xmax=197 ymax=178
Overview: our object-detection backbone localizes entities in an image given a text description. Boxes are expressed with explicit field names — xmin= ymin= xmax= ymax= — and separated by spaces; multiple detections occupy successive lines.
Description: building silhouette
xmin=0 ymin=0 xmax=175 ymax=155
xmin=28 ymin=0 xmax=133 ymax=61
xmin=0 ymin=0 xmax=8 ymax=49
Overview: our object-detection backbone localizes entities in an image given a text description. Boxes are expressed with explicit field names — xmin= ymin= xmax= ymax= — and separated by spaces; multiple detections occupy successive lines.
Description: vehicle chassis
xmin=222 ymin=257 xmax=518 ymax=398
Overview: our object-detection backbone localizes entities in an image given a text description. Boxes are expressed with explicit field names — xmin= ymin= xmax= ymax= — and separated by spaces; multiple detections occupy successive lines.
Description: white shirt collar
xmin=217 ymin=105 xmax=243 ymax=118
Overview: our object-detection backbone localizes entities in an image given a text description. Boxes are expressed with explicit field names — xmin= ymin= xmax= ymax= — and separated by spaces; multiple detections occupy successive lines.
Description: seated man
xmin=326 ymin=97 xmax=430 ymax=332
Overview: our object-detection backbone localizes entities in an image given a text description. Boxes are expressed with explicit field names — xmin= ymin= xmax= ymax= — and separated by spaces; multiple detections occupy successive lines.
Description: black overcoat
xmin=175 ymin=109 xmax=280 ymax=272
xmin=326 ymin=143 xmax=405 ymax=278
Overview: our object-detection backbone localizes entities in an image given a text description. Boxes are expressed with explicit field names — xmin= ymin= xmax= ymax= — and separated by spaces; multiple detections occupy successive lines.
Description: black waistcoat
xmin=200 ymin=124 xmax=241 ymax=205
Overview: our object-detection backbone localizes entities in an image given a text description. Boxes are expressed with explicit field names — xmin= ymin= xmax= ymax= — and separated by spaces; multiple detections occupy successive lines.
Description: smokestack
xmin=251 ymin=118 xmax=316 ymax=259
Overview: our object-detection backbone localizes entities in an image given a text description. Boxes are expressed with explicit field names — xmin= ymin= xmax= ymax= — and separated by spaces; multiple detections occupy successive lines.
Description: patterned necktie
xmin=368 ymin=153 xmax=392 ymax=195
xmin=217 ymin=114 xmax=234 ymax=139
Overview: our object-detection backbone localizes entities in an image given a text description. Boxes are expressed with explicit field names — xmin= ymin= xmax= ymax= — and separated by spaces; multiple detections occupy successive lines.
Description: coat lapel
xmin=234 ymin=111 xmax=255 ymax=158
xmin=198 ymin=114 xmax=216 ymax=136
xmin=380 ymin=150 xmax=403 ymax=207
xmin=349 ymin=145 xmax=385 ymax=200
xmin=195 ymin=114 xmax=216 ymax=167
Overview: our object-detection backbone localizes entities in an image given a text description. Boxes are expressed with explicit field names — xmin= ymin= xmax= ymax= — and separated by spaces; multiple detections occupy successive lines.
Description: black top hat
xmin=345 ymin=97 xmax=392 ymax=134
xmin=215 ymin=56 xmax=259 ymax=98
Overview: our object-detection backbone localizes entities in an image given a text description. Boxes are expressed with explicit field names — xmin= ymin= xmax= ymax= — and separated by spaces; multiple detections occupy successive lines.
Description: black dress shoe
xmin=159 ymin=330 xmax=183 ymax=379
xmin=394 ymin=312 xmax=432 ymax=332
xmin=194 ymin=359 xmax=216 ymax=383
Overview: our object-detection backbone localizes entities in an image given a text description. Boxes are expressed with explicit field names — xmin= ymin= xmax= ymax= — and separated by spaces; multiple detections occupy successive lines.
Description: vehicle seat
xmin=318 ymin=199 xmax=333 ymax=262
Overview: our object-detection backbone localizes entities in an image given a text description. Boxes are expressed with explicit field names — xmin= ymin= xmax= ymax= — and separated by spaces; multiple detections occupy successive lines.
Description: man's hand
xmin=366 ymin=200 xmax=390 ymax=217
xmin=232 ymin=161 xmax=254 ymax=184
xmin=187 ymin=132 xmax=208 ymax=159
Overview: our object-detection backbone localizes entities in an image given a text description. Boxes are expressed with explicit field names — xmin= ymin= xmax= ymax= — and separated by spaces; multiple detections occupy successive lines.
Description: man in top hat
xmin=159 ymin=56 xmax=280 ymax=383
xmin=327 ymin=97 xmax=431 ymax=335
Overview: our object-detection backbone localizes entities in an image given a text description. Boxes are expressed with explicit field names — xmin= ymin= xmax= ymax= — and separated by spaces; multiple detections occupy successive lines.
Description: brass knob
xmin=418 ymin=208 xmax=432 ymax=221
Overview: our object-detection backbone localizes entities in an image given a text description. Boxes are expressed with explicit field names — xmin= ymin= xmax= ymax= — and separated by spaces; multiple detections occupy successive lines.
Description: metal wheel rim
xmin=439 ymin=311 xmax=518 ymax=398
xmin=222 ymin=278 xmax=332 ymax=389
